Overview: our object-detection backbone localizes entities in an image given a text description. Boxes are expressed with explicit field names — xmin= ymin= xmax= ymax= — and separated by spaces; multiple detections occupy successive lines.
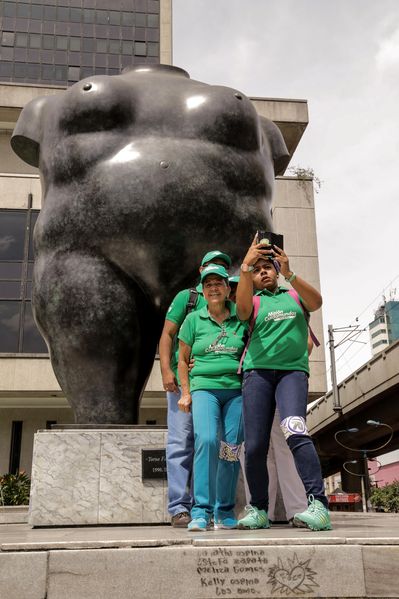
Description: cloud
xmin=376 ymin=25 xmax=399 ymax=70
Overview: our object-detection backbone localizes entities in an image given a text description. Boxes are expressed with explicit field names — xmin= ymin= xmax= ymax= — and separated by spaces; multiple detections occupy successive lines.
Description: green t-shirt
xmin=165 ymin=284 xmax=207 ymax=376
xmin=243 ymin=288 xmax=309 ymax=374
xmin=178 ymin=302 xmax=247 ymax=391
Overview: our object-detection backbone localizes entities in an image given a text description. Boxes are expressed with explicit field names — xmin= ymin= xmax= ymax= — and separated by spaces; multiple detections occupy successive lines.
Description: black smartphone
xmin=256 ymin=231 xmax=284 ymax=251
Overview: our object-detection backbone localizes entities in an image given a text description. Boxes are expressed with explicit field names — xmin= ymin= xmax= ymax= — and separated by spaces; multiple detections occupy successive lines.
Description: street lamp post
xmin=335 ymin=421 xmax=393 ymax=513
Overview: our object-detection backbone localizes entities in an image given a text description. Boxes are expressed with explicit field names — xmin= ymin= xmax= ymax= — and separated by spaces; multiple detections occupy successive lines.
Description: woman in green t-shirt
xmin=178 ymin=264 xmax=246 ymax=532
xmin=236 ymin=238 xmax=331 ymax=532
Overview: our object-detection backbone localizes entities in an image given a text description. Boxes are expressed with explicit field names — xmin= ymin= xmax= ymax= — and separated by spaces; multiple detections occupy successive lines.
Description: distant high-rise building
xmin=369 ymin=298 xmax=399 ymax=355
xmin=0 ymin=0 xmax=163 ymax=87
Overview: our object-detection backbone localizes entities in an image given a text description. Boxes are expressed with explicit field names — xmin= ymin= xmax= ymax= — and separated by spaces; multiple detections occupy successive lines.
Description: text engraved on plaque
xmin=196 ymin=548 xmax=319 ymax=597
xmin=141 ymin=449 xmax=167 ymax=480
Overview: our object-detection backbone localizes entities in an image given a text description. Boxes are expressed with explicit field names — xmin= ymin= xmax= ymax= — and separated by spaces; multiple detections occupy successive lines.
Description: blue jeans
xmin=242 ymin=369 xmax=327 ymax=510
xmin=191 ymin=388 xmax=244 ymax=521
xmin=166 ymin=389 xmax=194 ymax=516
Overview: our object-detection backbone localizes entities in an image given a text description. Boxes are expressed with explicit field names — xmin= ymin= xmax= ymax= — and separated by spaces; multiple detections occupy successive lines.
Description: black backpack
xmin=186 ymin=288 xmax=199 ymax=315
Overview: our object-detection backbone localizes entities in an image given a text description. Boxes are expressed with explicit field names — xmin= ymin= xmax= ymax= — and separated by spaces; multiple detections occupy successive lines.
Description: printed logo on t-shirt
xmin=205 ymin=328 xmax=238 ymax=354
xmin=264 ymin=310 xmax=296 ymax=322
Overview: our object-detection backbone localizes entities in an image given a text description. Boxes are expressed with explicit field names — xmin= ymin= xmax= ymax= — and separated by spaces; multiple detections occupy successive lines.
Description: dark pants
xmin=242 ymin=369 xmax=327 ymax=510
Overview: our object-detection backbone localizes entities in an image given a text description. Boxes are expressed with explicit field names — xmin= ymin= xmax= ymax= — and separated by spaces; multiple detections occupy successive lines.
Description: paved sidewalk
xmin=1 ymin=512 xmax=399 ymax=551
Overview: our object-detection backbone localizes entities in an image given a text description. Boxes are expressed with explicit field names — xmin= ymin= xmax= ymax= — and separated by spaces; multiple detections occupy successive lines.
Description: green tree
xmin=370 ymin=480 xmax=399 ymax=513
xmin=287 ymin=165 xmax=322 ymax=194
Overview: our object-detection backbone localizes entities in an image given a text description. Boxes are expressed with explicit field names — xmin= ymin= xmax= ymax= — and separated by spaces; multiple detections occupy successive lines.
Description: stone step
xmin=1 ymin=514 xmax=399 ymax=598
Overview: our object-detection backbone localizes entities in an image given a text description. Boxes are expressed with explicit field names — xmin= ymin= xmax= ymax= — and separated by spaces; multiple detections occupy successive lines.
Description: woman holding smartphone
xmin=235 ymin=237 xmax=331 ymax=531
xmin=177 ymin=263 xmax=246 ymax=532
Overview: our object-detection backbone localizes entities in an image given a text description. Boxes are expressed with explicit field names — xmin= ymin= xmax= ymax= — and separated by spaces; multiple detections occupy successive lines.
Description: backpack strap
xmin=237 ymin=295 xmax=261 ymax=374
xmin=287 ymin=289 xmax=320 ymax=347
xmin=186 ymin=288 xmax=199 ymax=315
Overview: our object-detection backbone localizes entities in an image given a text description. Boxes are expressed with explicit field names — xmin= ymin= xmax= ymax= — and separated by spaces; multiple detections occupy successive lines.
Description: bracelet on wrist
xmin=285 ymin=271 xmax=297 ymax=283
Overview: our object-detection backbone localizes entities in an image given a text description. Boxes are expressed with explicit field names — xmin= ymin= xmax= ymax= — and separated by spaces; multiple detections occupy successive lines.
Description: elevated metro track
xmin=307 ymin=340 xmax=399 ymax=477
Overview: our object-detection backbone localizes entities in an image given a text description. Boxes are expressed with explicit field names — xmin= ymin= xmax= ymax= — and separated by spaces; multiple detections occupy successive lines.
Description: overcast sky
xmin=173 ymin=0 xmax=399 ymax=386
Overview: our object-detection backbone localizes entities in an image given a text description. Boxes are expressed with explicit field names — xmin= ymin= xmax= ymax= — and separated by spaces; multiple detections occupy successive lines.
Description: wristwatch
xmin=240 ymin=263 xmax=254 ymax=272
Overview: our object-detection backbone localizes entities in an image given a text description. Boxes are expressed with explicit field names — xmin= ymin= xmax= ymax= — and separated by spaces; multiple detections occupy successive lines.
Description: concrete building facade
xmin=0 ymin=2 xmax=326 ymax=477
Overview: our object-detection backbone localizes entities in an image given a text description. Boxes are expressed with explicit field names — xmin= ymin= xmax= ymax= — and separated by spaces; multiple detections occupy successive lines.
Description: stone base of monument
xmin=29 ymin=427 xmax=171 ymax=527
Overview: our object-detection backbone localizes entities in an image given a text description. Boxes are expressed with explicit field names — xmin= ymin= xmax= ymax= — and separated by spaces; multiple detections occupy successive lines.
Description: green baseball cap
xmin=201 ymin=250 xmax=232 ymax=268
xmin=200 ymin=264 xmax=230 ymax=283
xmin=228 ymin=276 xmax=239 ymax=285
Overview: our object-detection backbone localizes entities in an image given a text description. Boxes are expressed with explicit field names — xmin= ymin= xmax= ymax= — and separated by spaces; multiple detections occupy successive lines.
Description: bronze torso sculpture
xmin=11 ymin=64 xmax=289 ymax=423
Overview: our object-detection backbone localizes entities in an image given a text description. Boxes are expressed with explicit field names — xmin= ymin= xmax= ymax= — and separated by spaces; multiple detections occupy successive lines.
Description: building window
xmin=371 ymin=329 xmax=387 ymax=339
xmin=135 ymin=42 xmax=147 ymax=56
xmin=9 ymin=421 xmax=23 ymax=474
xmin=372 ymin=339 xmax=388 ymax=349
xmin=1 ymin=31 xmax=15 ymax=47
xmin=0 ymin=207 xmax=48 ymax=354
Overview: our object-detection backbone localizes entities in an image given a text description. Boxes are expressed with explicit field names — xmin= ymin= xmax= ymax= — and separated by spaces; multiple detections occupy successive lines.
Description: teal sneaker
xmin=237 ymin=505 xmax=270 ymax=530
xmin=214 ymin=516 xmax=237 ymax=530
xmin=188 ymin=517 xmax=210 ymax=532
xmin=293 ymin=496 xmax=332 ymax=531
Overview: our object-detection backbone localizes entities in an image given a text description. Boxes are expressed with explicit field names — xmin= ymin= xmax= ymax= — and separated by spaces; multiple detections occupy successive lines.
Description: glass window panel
xmin=134 ymin=42 xmax=147 ymax=56
xmin=94 ymin=67 xmax=106 ymax=76
xmin=96 ymin=10 xmax=108 ymax=24
xmin=147 ymin=42 xmax=159 ymax=57
xmin=0 ymin=282 xmax=22 ymax=300
xmin=70 ymin=8 xmax=82 ymax=23
xmin=121 ymin=11 xmax=134 ymax=26
xmin=0 ymin=63 xmax=13 ymax=77
xmin=1 ymin=32 xmax=15 ymax=47
xmin=82 ymin=38 xmax=94 ymax=52
xmin=0 ymin=212 xmax=26 ymax=260
xmin=15 ymin=32 xmax=28 ymax=47
xmin=1 ymin=47 xmax=14 ymax=61
xmin=57 ymin=6 xmax=69 ymax=21
xmin=0 ymin=301 xmax=21 ymax=352
xmin=4 ymin=2 xmax=17 ymax=18
xmin=96 ymin=38 xmax=108 ymax=53
xmin=148 ymin=14 xmax=159 ymax=28
xmin=43 ymin=5 xmax=56 ymax=21
xmin=27 ymin=63 xmax=41 ymax=78
xmin=55 ymin=65 xmax=67 ymax=81
xmin=42 ymin=35 xmax=54 ymax=50
xmin=135 ymin=13 xmax=146 ymax=27
xmin=15 ymin=18 xmax=29 ymax=32
xmin=121 ymin=40 xmax=133 ymax=55
xmin=83 ymin=9 xmax=95 ymax=23
xmin=22 ymin=303 xmax=48 ymax=354
xmin=17 ymin=3 xmax=30 ymax=18
xmin=29 ymin=34 xmax=41 ymax=49
xmin=31 ymin=4 xmax=43 ymax=20
xmin=14 ymin=47 xmax=27 ymax=61
xmin=28 ymin=212 xmax=39 ymax=261
xmin=56 ymin=36 xmax=68 ymax=50
xmin=25 ymin=281 xmax=32 ymax=300
xmin=68 ymin=66 xmax=80 ymax=81
xmin=14 ymin=63 xmax=27 ymax=77
xmin=27 ymin=262 xmax=34 ymax=280
xmin=0 ymin=263 xmax=22 ymax=280
xmin=109 ymin=39 xmax=120 ymax=54
xmin=70 ymin=37 xmax=81 ymax=51
xmin=42 ymin=64 xmax=55 ymax=80
xmin=109 ymin=11 xmax=120 ymax=25
xmin=81 ymin=67 xmax=93 ymax=79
